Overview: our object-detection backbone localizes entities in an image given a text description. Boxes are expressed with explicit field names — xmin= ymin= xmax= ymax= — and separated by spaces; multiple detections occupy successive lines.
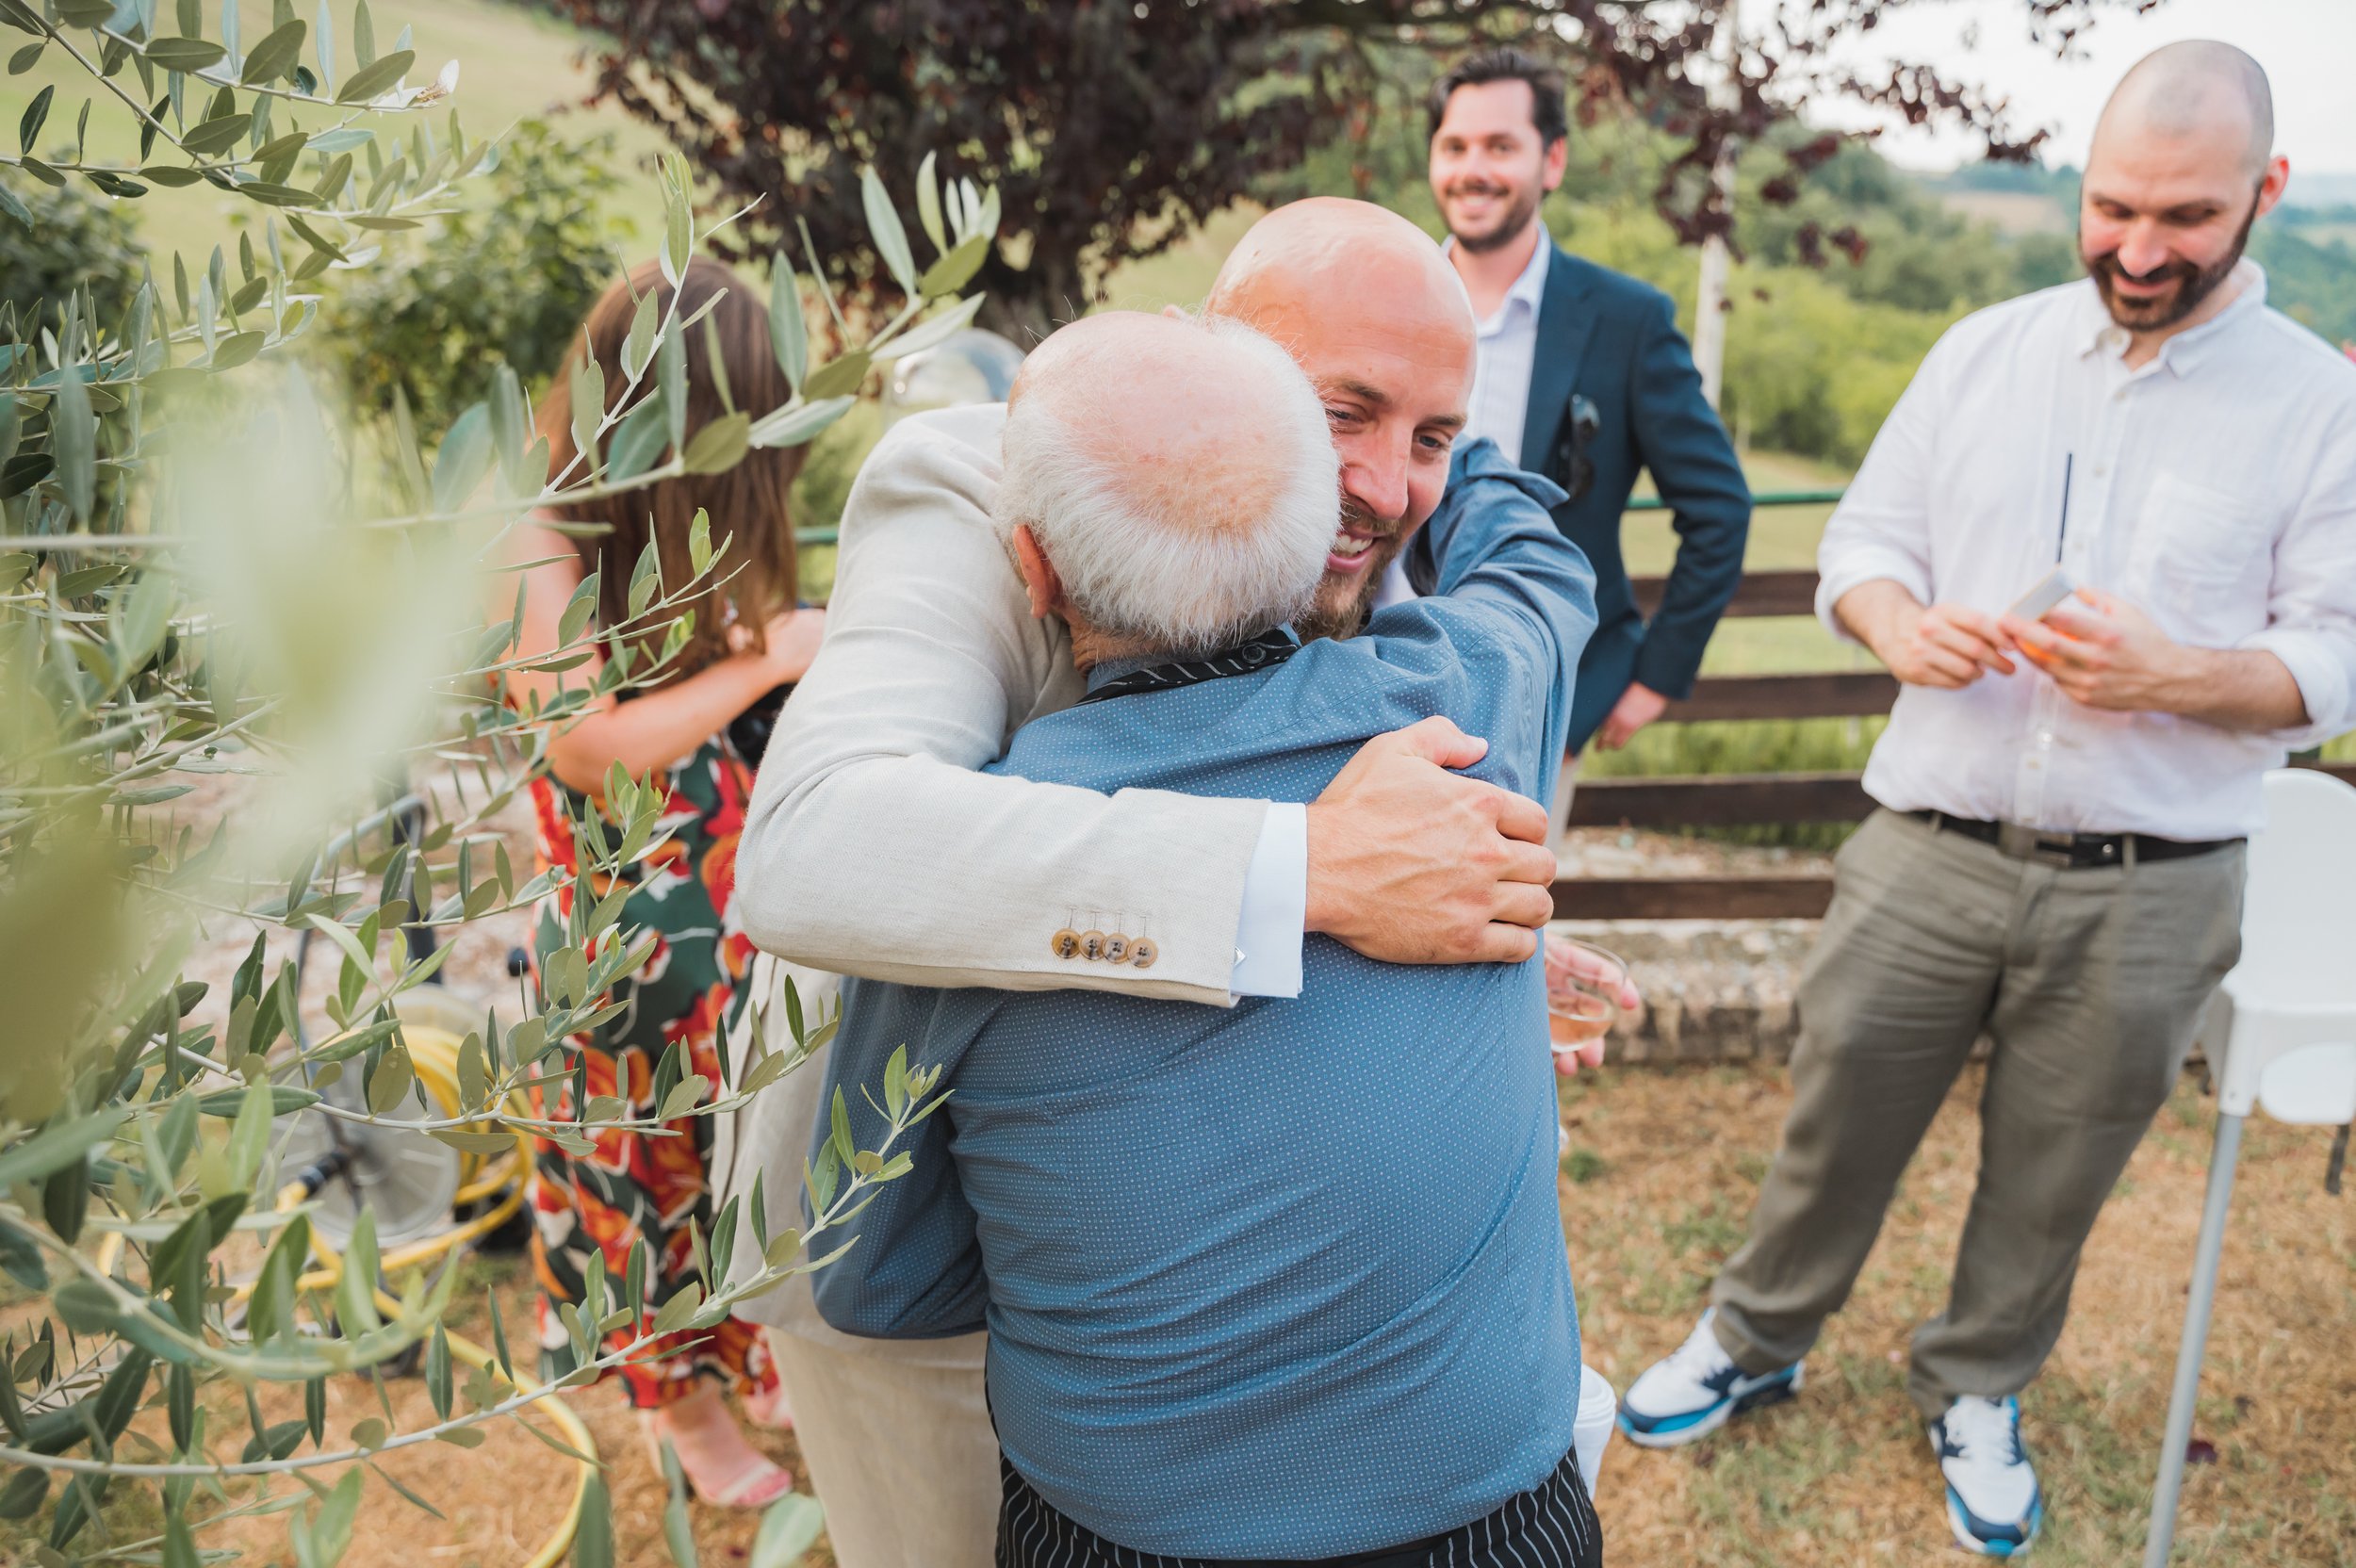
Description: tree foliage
xmin=546 ymin=0 xmax=2165 ymax=337
xmin=0 ymin=5 xmax=994 ymax=1564
xmin=319 ymin=120 xmax=633 ymax=433
xmin=0 ymin=175 xmax=143 ymax=337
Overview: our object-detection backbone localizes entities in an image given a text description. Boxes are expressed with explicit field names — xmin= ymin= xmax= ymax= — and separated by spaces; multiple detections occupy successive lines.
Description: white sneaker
xmin=1930 ymin=1396 xmax=2043 ymax=1557
xmin=1616 ymin=1310 xmax=1805 ymax=1448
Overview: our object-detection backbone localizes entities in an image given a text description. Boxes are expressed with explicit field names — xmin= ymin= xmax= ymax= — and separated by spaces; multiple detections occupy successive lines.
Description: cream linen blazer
xmin=731 ymin=401 xmax=1271 ymax=1006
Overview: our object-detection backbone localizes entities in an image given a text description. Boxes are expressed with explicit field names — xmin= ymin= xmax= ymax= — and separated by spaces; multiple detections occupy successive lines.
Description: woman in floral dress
xmin=506 ymin=257 xmax=821 ymax=1507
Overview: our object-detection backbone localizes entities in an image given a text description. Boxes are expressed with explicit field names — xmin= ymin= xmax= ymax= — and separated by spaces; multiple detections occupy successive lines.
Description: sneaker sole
xmin=1617 ymin=1364 xmax=1805 ymax=1450
xmin=1944 ymin=1487 xmax=2040 ymax=1558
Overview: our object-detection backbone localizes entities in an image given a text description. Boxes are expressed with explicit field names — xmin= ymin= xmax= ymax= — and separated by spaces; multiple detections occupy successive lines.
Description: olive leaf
xmin=240 ymin=20 xmax=307 ymax=87
xmin=335 ymin=49 xmax=412 ymax=106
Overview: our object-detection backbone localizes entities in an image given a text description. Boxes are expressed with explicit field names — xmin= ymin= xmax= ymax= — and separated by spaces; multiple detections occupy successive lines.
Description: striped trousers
xmin=994 ymin=1444 xmax=1602 ymax=1568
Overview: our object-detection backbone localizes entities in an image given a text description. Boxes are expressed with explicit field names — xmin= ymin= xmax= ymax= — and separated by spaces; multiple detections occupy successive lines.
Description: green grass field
xmin=0 ymin=0 xmax=674 ymax=274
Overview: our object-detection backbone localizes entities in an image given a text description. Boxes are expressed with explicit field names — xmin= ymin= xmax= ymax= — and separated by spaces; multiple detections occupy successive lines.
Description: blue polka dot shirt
xmin=811 ymin=440 xmax=1598 ymax=1558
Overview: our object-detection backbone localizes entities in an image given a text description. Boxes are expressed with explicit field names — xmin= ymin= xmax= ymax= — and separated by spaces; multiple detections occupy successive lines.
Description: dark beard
xmin=2083 ymin=197 xmax=2258 ymax=332
xmin=1296 ymin=499 xmax=1409 ymax=642
xmin=1448 ymin=181 xmax=1542 ymax=254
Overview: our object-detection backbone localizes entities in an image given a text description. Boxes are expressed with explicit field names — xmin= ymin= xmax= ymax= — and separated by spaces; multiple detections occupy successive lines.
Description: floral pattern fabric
xmin=524 ymin=733 xmax=780 ymax=1411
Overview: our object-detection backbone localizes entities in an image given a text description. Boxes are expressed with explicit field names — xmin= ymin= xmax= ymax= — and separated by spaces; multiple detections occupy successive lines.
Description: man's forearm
xmin=740 ymin=752 xmax=1269 ymax=1004
xmin=1831 ymin=580 xmax=1921 ymax=662
xmin=1628 ymin=292 xmax=1750 ymax=697
xmin=1422 ymin=446 xmax=1591 ymax=659
xmin=2159 ymin=645 xmax=2310 ymax=731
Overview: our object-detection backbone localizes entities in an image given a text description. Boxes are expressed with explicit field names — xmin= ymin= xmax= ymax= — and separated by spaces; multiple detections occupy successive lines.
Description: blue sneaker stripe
xmin=1937 ymin=1397 xmax=2041 ymax=1556
xmin=1945 ymin=1483 xmax=2036 ymax=1548
xmin=1621 ymin=1364 xmax=1800 ymax=1435
xmin=1621 ymin=1402 xmax=1722 ymax=1436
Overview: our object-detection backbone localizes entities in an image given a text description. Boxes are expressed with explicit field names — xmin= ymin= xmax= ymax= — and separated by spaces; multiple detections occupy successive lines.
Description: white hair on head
xmin=994 ymin=314 xmax=1339 ymax=657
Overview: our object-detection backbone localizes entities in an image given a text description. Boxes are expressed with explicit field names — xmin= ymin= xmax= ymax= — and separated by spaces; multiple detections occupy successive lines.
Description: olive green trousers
xmin=1710 ymin=808 xmax=2245 ymax=1418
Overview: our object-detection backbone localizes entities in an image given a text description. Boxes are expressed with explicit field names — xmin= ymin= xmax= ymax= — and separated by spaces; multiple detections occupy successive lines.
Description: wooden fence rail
xmin=1668 ymin=671 xmax=1899 ymax=724
xmin=1630 ymin=564 xmax=1822 ymax=620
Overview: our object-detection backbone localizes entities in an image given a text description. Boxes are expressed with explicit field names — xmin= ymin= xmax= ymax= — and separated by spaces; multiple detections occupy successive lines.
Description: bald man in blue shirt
xmin=810 ymin=303 xmax=1602 ymax=1567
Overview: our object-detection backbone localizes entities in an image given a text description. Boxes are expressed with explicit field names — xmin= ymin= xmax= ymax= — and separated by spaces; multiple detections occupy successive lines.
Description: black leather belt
xmin=1911 ymin=810 xmax=2240 ymax=870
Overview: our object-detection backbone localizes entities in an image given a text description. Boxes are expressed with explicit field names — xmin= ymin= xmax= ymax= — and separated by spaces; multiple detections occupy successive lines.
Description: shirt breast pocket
xmin=2130 ymin=471 xmax=2275 ymax=645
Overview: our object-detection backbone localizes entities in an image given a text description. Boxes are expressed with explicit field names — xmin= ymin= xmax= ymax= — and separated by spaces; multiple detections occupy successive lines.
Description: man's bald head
xmin=1196 ymin=199 xmax=1479 ymax=637
xmin=997 ymin=310 xmax=1338 ymax=657
xmin=1207 ymin=198 xmax=1476 ymax=345
xmin=2095 ymin=40 xmax=2273 ymax=178
xmin=2080 ymin=41 xmax=2287 ymax=337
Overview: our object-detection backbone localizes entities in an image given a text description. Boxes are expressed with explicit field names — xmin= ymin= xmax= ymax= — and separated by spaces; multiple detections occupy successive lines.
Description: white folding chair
xmin=2144 ymin=768 xmax=2356 ymax=1565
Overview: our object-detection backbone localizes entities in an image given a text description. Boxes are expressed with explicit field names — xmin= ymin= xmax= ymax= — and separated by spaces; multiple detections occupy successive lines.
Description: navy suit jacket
xmin=1439 ymin=246 xmax=1752 ymax=750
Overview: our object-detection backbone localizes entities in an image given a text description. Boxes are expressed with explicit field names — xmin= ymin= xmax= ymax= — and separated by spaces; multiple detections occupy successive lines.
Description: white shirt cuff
xmin=1230 ymin=802 xmax=1306 ymax=999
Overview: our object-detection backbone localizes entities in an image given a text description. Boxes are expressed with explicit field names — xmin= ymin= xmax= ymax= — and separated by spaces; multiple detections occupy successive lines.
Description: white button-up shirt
xmin=1818 ymin=268 xmax=2356 ymax=840
xmin=1459 ymin=232 xmax=1550 ymax=461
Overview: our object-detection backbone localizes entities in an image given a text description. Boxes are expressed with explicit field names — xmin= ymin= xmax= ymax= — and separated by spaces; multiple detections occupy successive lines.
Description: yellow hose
xmin=455 ymin=1152 xmax=521 ymax=1206
xmin=368 ymin=1280 xmax=597 ymax=1568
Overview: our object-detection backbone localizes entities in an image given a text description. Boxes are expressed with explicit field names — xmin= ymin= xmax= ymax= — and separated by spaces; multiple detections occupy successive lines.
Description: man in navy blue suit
xmin=1419 ymin=48 xmax=1752 ymax=768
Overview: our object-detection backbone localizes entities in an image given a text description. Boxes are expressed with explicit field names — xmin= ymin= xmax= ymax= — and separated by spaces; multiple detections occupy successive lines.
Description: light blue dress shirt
xmin=1460 ymin=228 xmax=1552 ymax=461
xmin=810 ymin=439 xmax=1598 ymax=1559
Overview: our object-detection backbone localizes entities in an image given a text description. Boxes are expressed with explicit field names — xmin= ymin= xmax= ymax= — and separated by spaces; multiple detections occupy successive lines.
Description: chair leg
xmin=2143 ymin=1111 xmax=2245 ymax=1568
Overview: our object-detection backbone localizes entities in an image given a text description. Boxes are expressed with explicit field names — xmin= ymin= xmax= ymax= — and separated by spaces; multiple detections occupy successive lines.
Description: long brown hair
xmin=535 ymin=256 xmax=805 ymax=680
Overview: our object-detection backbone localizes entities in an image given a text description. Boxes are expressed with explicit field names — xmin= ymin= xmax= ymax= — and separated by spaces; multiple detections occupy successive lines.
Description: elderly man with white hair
xmin=806 ymin=306 xmax=1603 ymax=1568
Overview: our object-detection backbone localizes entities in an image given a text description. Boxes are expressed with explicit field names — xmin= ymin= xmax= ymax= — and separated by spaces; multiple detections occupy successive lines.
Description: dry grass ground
xmin=1 ymin=1252 xmax=827 ymax=1568
xmin=1570 ymin=1063 xmax=2356 ymax=1566
xmin=182 ymin=1274 xmax=832 ymax=1568
xmin=28 ymin=1058 xmax=2339 ymax=1568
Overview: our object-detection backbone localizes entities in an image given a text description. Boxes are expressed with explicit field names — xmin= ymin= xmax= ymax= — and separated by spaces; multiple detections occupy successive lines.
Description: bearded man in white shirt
xmin=1619 ymin=41 xmax=2356 ymax=1558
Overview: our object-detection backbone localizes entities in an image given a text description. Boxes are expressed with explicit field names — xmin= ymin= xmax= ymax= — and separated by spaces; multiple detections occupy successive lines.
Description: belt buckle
xmin=1996 ymin=822 xmax=2077 ymax=867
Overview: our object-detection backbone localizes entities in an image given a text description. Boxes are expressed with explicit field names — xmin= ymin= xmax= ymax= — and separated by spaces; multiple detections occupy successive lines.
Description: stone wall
xmin=1557 ymin=920 xmax=1813 ymax=1063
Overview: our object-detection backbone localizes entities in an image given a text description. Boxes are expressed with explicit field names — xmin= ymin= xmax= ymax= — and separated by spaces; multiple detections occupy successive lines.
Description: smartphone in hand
xmin=2008 ymin=567 xmax=2078 ymax=624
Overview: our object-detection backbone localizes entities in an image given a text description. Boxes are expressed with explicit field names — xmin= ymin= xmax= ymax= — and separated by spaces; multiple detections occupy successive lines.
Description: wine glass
xmin=1546 ymin=936 xmax=1629 ymax=1071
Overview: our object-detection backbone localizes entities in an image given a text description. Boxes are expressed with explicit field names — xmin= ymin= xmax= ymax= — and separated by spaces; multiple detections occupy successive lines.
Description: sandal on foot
xmin=640 ymin=1391 xmax=794 ymax=1509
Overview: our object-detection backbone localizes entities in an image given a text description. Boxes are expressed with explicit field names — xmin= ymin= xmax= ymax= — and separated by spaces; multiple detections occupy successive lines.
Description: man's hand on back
xmin=1304 ymin=716 xmax=1558 ymax=964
